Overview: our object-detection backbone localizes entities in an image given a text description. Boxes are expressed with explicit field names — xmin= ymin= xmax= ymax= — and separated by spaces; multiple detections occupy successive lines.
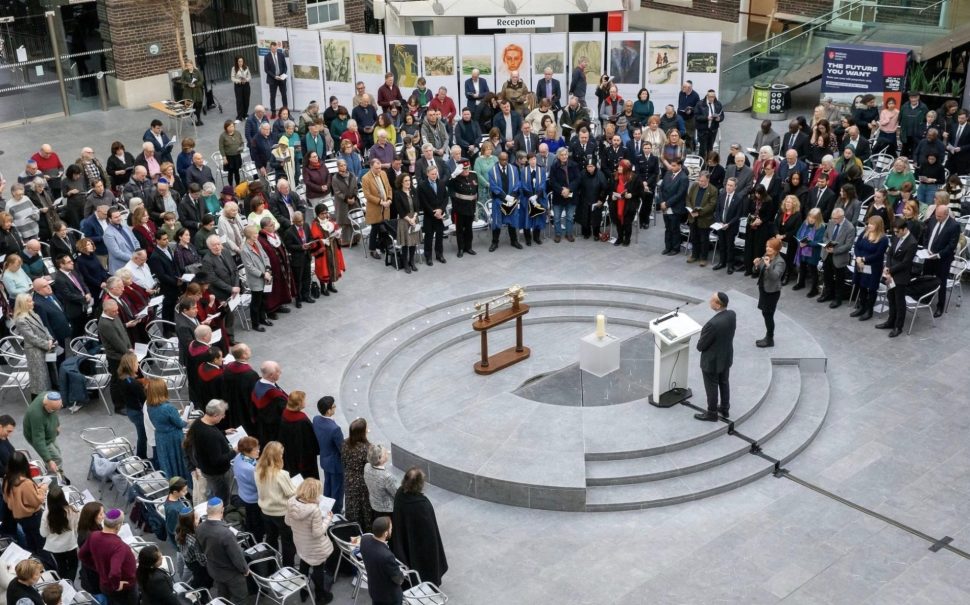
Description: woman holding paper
xmin=256 ymin=441 xmax=297 ymax=567
xmin=117 ymin=352 xmax=148 ymax=459
xmin=284 ymin=478 xmax=335 ymax=604
xmin=12 ymin=293 xmax=54 ymax=398
xmin=392 ymin=175 xmax=421 ymax=273
xmin=146 ymin=379 xmax=189 ymax=482
xmin=309 ymin=205 xmax=345 ymax=293
xmin=40 ymin=486 xmax=79 ymax=582
xmin=851 ymin=215 xmax=889 ymax=322
xmin=241 ymin=225 xmax=272 ymax=331
xmin=792 ymin=208 xmax=826 ymax=297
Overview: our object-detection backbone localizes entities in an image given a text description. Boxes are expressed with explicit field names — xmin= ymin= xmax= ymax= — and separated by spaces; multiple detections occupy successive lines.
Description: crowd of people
xmin=0 ymin=50 xmax=969 ymax=605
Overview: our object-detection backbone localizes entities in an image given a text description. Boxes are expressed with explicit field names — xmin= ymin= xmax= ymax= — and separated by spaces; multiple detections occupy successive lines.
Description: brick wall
xmin=345 ymin=0 xmax=365 ymax=33
xmin=272 ymin=0 xmax=309 ymax=28
xmin=639 ymin=0 xmax=741 ymax=23
xmin=776 ymin=0 xmax=830 ymax=18
xmin=102 ymin=0 xmax=184 ymax=81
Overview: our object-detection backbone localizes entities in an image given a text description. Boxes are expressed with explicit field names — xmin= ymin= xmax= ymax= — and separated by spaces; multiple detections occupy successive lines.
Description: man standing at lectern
xmin=695 ymin=292 xmax=735 ymax=421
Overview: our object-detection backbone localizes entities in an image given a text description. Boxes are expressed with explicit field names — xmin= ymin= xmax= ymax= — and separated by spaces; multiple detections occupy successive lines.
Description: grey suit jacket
xmin=754 ymin=130 xmax=781 ymax=156
xmin=759 ymin=255 xmax=787 ymax=293
xmin=820 ymin=219 xmax=856 ymax=268
xmin=97 ymin=314 xmax=130 ymax=361
xmin=240 ymin=242 xmax=270 ymax=290
xmin=201 ymin=249 xmax=239 ymax=301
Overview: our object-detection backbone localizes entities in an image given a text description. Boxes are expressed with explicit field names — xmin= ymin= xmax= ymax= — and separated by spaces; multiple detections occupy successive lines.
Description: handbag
xmin=310 ymin=281 xmax=321 ymax=299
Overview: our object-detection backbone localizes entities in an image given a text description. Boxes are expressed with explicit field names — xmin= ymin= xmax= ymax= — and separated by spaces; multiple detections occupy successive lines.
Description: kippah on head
xmin=716 ymin=292 xmax=729 ymax=307
xmin=207 ymin=497 xmax=223 ymax=508
xmin=106 ymin=508 xmax=123 ymax=520
xmin=47 ymin=392 xmax=61 ymax=401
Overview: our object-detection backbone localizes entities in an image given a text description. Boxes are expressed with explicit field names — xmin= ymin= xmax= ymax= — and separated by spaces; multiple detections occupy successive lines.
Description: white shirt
xmin=124 ymin=260 xmax=156 ymax=291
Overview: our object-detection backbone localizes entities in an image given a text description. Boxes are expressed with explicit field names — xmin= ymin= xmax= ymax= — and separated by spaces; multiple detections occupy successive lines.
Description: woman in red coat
xmin=257 ymin=221 xmax=295 ymax=316
xmin=308 ymin=204 xmax=345 ymax=295
xmin=301 ymin=152 xmax=331 ymax=205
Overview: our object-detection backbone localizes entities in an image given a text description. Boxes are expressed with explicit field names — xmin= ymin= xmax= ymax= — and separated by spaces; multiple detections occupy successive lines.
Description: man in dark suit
xmin=921 ymin=204 xmax=961 ymax=317
xmin=534 ymin=68 xmax=562 ymax=110
xmin=694 ymin=90 xmax=724 ymax=159
xmin=777 ymin=150 xmax=809 ymax=187
xmin=263 ymin=41 xmax=288 ymax=117
xmin=178 ymin=183 xmax=206 ymax=234
xmin=98 ymin=299 xmax=132 ymax=411
xmin=601 ymin=134 xmax=628 ymax=177
xmin=725 ymin=153 xmax=753 ymax=202
xmin=174 ymin=299 xmax=200 ymax=365
xmin=81 ymin=204 xmax=109 ymax=260
xmin=876 ymin=218 xmax=918 ymax=337
xmin=658 ymin=158 xmax=689 ymax=254
xmin=712 ymin=178 xmax=744 ymax=273
xmin=268 ymin=179 xmax=306 ymax=231
xmin=201 ymin=237 xmax=240 ymax=340
xmin=51 ymin=255 xmax=91 ymax=339
xmin=492 ymin=102 xmax=522 ymax=153
xmin=945 ymin=109 xmax=970 ymax=176
xmin=695 ymin=292 xmax=736 ymax=421
xmin=148 ymin=232 xmax=179 ymax=327
xmin=312 ymin=396 xmax=344 ymax=514
xmin=282 ymin=211 xmax=314 ymax=307
xmin=840 ymin=126 xmax=871 ymax=162
xmin=804 ymin=177 xmax=837 ymax=222
xmin=780 ymin=121 xmax=810 ymax=161
xmin=464 ymin=69 xmax=490 ymax=111
xmin=569 ymin=129 xmax=598 ymax=167
xmin=418 ymin=165 xmax=449 ymax=266
xmin=31 ymin=278 xmax=71 ymax=351
xmin=512 ymin=122 xmax=540 ymax=156
xmin=360 ymin=517 xmax=404 ymax=605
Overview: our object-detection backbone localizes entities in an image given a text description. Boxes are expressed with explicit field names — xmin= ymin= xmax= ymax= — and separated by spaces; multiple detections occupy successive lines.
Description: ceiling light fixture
xmin=576 ymin=0 xmax=589 ymax=11
xmin=504 ymin=0 xmax=518 ymax=14
xmin=432 ymin=0 xmax=445 ymax=14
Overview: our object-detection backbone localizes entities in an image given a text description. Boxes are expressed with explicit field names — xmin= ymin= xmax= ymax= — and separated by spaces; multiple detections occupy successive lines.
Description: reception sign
xmin=821 ymin=44 xmax=911 ymax=106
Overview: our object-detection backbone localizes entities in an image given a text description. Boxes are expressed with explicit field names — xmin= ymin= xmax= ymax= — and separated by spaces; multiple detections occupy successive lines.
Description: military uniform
xmin=448 ymin=165 xmax=479 ymax=256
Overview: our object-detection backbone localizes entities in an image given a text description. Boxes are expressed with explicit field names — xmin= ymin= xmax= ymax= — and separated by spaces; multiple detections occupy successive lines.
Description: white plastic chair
xmin=945 ymin=257 xmax=966 ymax=312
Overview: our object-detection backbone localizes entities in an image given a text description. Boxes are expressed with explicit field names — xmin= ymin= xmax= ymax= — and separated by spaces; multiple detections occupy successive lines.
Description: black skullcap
xmin=716 ymin=292 xmax=729 ymax=307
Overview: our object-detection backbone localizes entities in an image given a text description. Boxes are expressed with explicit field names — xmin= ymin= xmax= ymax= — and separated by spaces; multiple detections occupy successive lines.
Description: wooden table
xmin=149 ymin=100 xmax=196 ymax=141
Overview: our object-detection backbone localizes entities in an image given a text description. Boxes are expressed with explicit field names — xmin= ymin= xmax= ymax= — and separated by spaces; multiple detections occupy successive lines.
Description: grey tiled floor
xmin=2 ymin=94 xmax=969 ymax=603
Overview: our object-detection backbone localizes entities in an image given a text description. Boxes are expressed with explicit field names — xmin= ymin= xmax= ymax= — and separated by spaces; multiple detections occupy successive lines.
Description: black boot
xmin=509 ymin=226 xmax=523 ymax=249
xmin=792 ymin=265 xmax=806 ymax=291
xmin=850 ymin=291 xmax=867 ymax=317
xmin=523 ymin=229 xmax=532 ymax=246
xmin=533 ymin=228 xmax=542 ymax=245
xmin=489 ymin=230 xmax=499 ymax=252
xmin=806 ymin=266 xmax=819 ymax=297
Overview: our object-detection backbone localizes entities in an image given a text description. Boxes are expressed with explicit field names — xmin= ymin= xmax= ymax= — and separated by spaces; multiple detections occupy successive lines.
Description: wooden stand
xmin=472 ymin=303 xmax=530 ymax=375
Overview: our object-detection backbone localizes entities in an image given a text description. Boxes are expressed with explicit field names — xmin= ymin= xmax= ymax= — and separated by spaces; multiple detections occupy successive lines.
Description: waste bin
xmin=751 ymin=83 xmax=791 ymax=120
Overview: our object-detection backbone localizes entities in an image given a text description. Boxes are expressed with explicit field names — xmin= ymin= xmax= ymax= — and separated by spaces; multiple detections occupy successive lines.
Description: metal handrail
xmin=724 ymin=0 xmax=878 ymax=73
xmin=729 ymin=0 xmax=870 ymax=59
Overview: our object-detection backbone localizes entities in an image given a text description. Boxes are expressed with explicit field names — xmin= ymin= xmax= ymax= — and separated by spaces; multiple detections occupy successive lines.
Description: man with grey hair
xmin=269 ymin=178 xmax=305 ymax=231
xmin=370 ymin=129 xmax=395 ymax=169
xmin=818 ymin=207 xmax=856 ymax=308
xmin=464 ymin=67 xmax=489 ymax=111
xmin=123 ymin=165 xmax=153 ymax=203
xmin=186 ymin=152 xmax=215 ymax=189
xmin=414 ymin=143 xmax=447 ymax=188
xmin=363 ymin=443 xmax=397 ymax=516
xmin=418 ymin=164 xmax=448 ymax=266
xmin=251 ymin=121 xmax=276 ymax=176
xmin=76 ymin=147 xmax=107 ymax=190
xmin=421 ymin=108 xmax=449 ymax=157
xmin=352 ymin=93 xmax=378 ymax=150
xmin=186 ymin=399 xmax=236 ymax=501
xmin=196 ymin=496 xmax=250 ymax=602
xmin=201 ymin=234 xmax=240 ymax=340
xmin=253 ymin=361 xmax=288 ymax=445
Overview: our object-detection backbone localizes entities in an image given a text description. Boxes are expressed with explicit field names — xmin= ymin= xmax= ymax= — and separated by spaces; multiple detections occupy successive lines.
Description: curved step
xmin=584 ymin=367 xmax=829 ymax=511
xmin=585 ymin=364 xmax=801 ymax=485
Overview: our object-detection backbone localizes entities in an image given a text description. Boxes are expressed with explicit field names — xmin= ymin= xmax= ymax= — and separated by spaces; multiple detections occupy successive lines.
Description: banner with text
xmin=568 ymin=32 xmax=606 ymax=112
xmin=255 ymin=27 xmax=290 ymax=113
xmin=287 ymin=28 xmax=324 ymax=111
xmin=682 ymin=31 xmax=721 ymax=102
xmin=530 ymin=33 xmax=568 ymax=109
xmin=419 ymin=36 xmax=459 ymax=102
xmin=457 ymin=36 xmax=496 ymax=110
xmin=352 ymin=34 xmax=387 ymax=101
xmin=643 ymin=31 xmax=682 ymax=114
xmin=606 ymin=31 xmax=644 ymax=102
xmin=821 ymin=43 xmax=910 ymax=106
xmin=320 ymin=30 xmax=355 ymax=107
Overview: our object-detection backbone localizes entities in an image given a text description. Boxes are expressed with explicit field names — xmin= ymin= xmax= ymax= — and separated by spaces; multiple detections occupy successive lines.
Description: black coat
xmin=148 ymin=247 xmax=180 ymax=298
xmin=282 ymin=223 xmax=312 ymax=269
xmin=607 ymin=176 xmax=643 ymax=224
xmin=391 ymin=490 xmax=448 ymax=586
xmin=697 ymin=309 xmax=736 ymax=374
xmin=548 ymin=160 xmax=581 ymax=206
xmin=270 ymin=191 xmax=307 ymax=231
xmin=139 ymin=567 xmax=180 ymax=605
xmin=714 ymin=190 xmax=745 ymax=231
xmin=575 ymin=168 xmax=608 ymax=226
xmin=51 ymin=270 xmax=89 ymax=323
xmin=886 ymin=233 xmax=918 ymax=286
xmin=803 ymin=187 xmax=837 ymax=223
xmin=32 ymin=293 xmax=72 ymax=347
xmin=417 ymin=179 xmax=449 ymax=221
xmin=780 ymin=131 xmax=810 ymax=160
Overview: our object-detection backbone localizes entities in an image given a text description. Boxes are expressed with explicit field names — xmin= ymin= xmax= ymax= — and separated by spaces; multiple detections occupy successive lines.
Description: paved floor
xmin=2 ymin=82 xmax=970 ymax=603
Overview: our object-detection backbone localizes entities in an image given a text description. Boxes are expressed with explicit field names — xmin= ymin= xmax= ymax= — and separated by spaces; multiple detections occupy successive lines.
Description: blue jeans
xmin=125 ymin=408 xmax=148 ymax=459
xmin=917 ymin=183 xmax=938 ymax=206
xmin=553 ymin=204 xmax=576 ymax=237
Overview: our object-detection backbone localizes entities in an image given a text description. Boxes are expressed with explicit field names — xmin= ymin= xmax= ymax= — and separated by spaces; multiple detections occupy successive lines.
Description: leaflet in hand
xmin=149 ymin=295 xmax=164 ymax=308
xmin=181 ymin=273 xmax=195 ymax=282
xmin=915 ymin=249 xmax=935 ymax=260
xmin=226 ymin=426 xmax=248 ymax=449
xmin=211 ymin=329 xmax=222 ymax=343
xmin=228 ymin=295 xmax=240 ymax=311
xmin=710 ymin=222 xmax=725 ymax=231
xmin=290 ymin=473 xmax=305 ymax=488
xmin=319 ymin=496 xmax=336 ymax=515
xmin=134 ymin=342 xmax=149 ymax=361
xmin=118 ymin=523 xmax=136 ymax=544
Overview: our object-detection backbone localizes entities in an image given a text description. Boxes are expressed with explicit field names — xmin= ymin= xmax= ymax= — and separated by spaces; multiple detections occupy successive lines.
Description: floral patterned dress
xmin=340 ymin=442 xmax=373 ymax=532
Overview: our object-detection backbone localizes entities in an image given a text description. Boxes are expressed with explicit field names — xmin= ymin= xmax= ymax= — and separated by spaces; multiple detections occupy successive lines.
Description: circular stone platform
xmin=339 ymin=284 xmax=830 ymax=512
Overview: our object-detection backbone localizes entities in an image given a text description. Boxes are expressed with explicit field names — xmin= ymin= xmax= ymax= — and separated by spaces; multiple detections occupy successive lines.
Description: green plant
xmin=907 ymin=61 xmax=964 ymax=97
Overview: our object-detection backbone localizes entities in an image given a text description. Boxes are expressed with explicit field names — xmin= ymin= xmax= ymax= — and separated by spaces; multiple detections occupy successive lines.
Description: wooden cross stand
xmin=472 ymin=286 xmax=530 ymax=375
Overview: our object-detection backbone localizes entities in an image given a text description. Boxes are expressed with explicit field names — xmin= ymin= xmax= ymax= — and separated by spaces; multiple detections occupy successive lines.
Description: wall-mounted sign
xmin=477 ymin=16 xmax=555 ymax=30
xmin=148 ymin=43 xmax=161 ymax=56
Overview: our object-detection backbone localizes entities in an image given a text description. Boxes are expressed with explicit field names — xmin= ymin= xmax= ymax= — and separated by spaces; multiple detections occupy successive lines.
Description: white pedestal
xmin=579 ymin=333 xmax=621 ymax=377
xmin=648 ymin=312 xmax=702 ymax=407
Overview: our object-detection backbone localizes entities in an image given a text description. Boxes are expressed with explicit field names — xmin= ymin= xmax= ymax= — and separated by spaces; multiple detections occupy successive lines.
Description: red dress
xmin=615 ymin=178 xmax=627 ymax=224
xmin=309 ymin=218 xmax=346 ymax=283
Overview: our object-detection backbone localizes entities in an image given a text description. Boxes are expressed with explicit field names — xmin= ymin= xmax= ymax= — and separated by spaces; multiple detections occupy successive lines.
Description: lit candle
xmin=596 ymin=314 xmax=606 ymax=339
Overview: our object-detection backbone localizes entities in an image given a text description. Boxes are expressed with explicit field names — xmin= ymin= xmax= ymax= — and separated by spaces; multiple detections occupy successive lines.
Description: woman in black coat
xmin=743 ymin=184 xmax=778 ymax=276
xmin=391 ymin=469 xmax=448 ymax=587
xmin=775 ymin=195 xmax=803 ymax=284
xmin=137 ymin=544 xmax=180 ymax=605
xmin=607 ymin=159 xmax=643 ymax=246
xmin=106 ymin=141 xmax=135 ymax=192
xmin=575 ymin=162 xmax=609 ymax=240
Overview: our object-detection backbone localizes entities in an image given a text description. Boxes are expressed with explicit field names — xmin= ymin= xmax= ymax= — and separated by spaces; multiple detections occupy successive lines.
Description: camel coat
xmin=361 ymin=170 xmax=392 ymax=225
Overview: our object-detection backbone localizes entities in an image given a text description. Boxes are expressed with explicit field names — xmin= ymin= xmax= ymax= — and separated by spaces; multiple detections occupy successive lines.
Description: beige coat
xmin=284 ymin=496 xmax=334 ymax=566
xmin=361 ymin=170 xmax=392 ymax=225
